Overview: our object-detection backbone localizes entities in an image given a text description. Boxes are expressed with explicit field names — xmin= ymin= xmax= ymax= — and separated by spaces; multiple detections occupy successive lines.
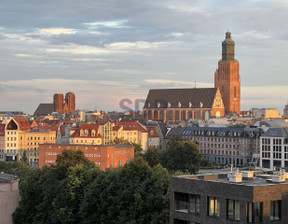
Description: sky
xmin=1 ymin=0 xmax=288 ymax=114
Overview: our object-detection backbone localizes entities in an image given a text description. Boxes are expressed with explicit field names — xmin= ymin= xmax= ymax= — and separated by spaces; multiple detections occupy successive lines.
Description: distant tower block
xmin=65 ymin=92 xmax=76 ymax=112
xmin=53 ymin=93 xmax=64 ymax=114
xmin=214 ymin=32 xmax=241 ymax=115
xmin=284 ymin=102 xmax=288 ymax=116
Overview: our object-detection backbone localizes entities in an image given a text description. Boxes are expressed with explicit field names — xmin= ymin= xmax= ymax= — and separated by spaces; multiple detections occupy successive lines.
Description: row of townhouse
xmin=164 ymin=126 xmax=262 ymax=167
xmin=0 ymin=118 xmax=153 ymax=166
xmin=69 ymin=121 xmax=149 ymax=150
xmin=1 ymin=117 xmax=57 ymax=165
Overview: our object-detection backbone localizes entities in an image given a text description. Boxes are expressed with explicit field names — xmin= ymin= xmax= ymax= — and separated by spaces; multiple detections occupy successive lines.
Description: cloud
xmin=36 ymin=28 xmax=77 ymax=36
xmin=83 ymin=20 xmax=130 ymax=29
xmin=0 ymin=0 xmax=288 ymax=114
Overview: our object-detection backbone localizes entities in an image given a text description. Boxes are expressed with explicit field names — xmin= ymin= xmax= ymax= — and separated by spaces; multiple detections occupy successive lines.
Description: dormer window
xmin=189 ymin=102 xmax=192 ymax=108
xmin=157 ymin=102 xmax=161 ymax=108
xmin=200 ymin=102 xmax=203 ymax=108
xmin=148 ymin=103 xmax=151 ymax=108
xmin=178 ymin=102 xmax=181 ymax=108
xmin=168 ymin=102 xmax=171 ymax=108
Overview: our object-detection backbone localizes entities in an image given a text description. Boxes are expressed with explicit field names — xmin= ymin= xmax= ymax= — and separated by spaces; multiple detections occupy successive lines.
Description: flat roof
xmin=175 ymin=171 xmax=288 ymax=187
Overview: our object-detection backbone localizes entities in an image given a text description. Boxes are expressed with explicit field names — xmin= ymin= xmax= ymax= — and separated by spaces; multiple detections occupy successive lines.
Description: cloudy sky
xmin=1 ymin=0 xmax=288 ymax=114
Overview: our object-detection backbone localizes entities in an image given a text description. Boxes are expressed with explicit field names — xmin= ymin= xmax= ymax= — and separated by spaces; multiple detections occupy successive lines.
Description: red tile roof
xmin=147 ymin=127 xmax=159 ymax=138
xmin=13 ymin=117 xmax=31 ymax=131
xmin=113 ymin=121 xmax=147 ymax=132
xmin=70 ymin=123 xmax=102 ymax=138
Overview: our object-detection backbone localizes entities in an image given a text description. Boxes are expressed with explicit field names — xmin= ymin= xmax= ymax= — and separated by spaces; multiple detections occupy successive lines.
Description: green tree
xmin=80 ymin=157 xmax=169 ymax=224
xmin=21 ymin=151 xmax=28 ymax=165
xmin=162 ymin=135 xmax=201 ymax=174
xmin=13 ymin=150 xmax=98 ymax=224
xmin=132 ymin=143 xmax=142 ymax=156
xmin=142 ymin=147 xmax=162 ymax=167
xmin=55 ymin=149 xmax=94 ymax=170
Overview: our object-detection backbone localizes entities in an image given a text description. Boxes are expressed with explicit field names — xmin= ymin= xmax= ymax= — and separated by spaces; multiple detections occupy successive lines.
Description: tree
xmin=162 ymin=135 xmax=201 ymax=174
xmin=132 ymin=143 xmax=142 ymax=156
xmin=80 ymin=157 xmax=170 ymax=224
xmin=21 ymin=150 xmax=28 ymax=165
xmin=55 ymin=150 xmax=94 ymax=171
xmin=142 ymin=147 xmax=162 ymax=167
xmin=13 ymin=150 xmax=99 ymax=224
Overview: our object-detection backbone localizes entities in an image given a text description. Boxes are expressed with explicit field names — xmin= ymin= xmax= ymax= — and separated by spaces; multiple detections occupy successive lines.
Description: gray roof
xmin=144 ymin=88 xmax=217 ymax=109
xmin=34 ymin=103 xmax=54 ymax=116
xmin=181 ymin=126 xmax=262 ymax=138
xmin=262 ymin=128 xmax=288 ymax=137
xmin=165 ymin=127 xmax=185 ymax=138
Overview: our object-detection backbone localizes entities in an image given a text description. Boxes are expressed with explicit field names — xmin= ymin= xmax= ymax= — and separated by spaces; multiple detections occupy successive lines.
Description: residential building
xmin=252 ymin=108 xmax=281 ymax=119
xmin=171 ymin=170 xmax=288 ymax=223
xmin=284 ymin=102 xmax=288 ymax=117
xmin=147 ymin=126 xmax=160 ymax=149
xmin=5 ymin=117 xmax=56 ymax=165
xmin=70 ymin=123 xmax=104 ymax=145
xmin=39 ymin=144 xmax=134 ymax=170
xmin=181 ymin=127 xmax=262 ymax=166
xmin=70 ymin=121 xmax=148 ymax=150
xmin=260 ymin=127 xmax=288 ymax=169
xmin=0 ymin=173 xmax=19 ymax=224
xmin=0 ymin=124 xmax=5 ymax=161
xmin=112 ymin=121 xmax=148 ymax=150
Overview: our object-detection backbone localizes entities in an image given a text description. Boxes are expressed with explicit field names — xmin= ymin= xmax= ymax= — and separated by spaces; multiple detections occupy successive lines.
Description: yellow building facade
xmin=5 ymin=118 xmax=56 ymax=165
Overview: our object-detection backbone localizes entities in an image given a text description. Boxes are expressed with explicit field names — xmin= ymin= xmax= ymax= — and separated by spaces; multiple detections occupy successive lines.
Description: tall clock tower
xmin=214 ymin=31 xmax=240 ymax=115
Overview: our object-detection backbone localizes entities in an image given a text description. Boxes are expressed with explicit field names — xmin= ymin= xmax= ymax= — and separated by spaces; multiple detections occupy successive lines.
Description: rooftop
xmin=175 ymin=170 xmax=288 ymax=187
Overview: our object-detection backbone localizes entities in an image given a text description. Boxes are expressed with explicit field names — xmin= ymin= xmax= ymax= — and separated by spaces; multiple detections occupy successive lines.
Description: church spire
xmin=222 ymin=31 xmax=235 ymax=60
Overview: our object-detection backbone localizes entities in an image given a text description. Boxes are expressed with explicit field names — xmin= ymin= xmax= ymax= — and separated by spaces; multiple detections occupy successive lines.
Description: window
xmin=247 ymin=202 xmax=262 ymax=223
xmin=270 ymin=200 xmax=281 ymax=221
xmin=174 ymin=219 xmax=199 ymax=224
xmin=208 ymin=197 xmax=220 ymax=217
xmin=174 ymin=192 xmax=189 ymax=213
xmin=190 ymin=194 xmax=201 ymax=214
xmin=234 ymin=86 xmax=236 ymax=98
xmin=227 ymin=199 xmax=240 ymax=220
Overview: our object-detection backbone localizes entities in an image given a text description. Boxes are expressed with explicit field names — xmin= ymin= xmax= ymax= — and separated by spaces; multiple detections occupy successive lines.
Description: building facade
xmin=171 ymin=171 xmax=288 ymax=224
xmin=4 ymin=118 xmax=56 ymax=165
xmin=181 ymin=127 xmax=261 ymax=166
xmin=70 ymin=121 xmax=148 ymax=150
xmin=215 ymin=32 xmax=241 ymax=115
xmin=0 ymin=173 xmax=19 ymax=224
xmin=143 ymin=88 xmax=225 ymax=122
xmin=260 ymin=127 xmax=288 ymax=169
xmin=39 ymin=144 xmax=134 ymax=170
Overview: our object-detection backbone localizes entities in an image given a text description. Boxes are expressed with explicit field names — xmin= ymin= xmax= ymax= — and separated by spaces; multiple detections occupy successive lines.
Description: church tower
xmin=214 ymin=31 xmax=240 ymax=115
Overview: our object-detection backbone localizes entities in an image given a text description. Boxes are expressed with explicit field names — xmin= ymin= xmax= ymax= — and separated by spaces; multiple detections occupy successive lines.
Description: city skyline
xmin=1 ymin=0 xmax=288 ymax=114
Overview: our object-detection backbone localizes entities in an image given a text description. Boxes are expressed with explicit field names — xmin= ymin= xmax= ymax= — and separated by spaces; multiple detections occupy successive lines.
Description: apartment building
xmin=260 ymin=127 xmax=288 ymax=169
xmin=5 ymin=117 xmax=56 ymax=165
xmin=171 ymin=170 xmax=288 ymax=223
xmin=180 ymin=127 xmax=262 ymax=166
xmin=70 ymin=121 xmax=148 ymax=150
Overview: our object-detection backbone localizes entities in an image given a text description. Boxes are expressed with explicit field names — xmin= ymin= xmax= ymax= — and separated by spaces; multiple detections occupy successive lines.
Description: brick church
xmin=143 ymin=31 xmax=241 ymax=122
xmin=34 ymin=92 xmax=76 ymax=116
